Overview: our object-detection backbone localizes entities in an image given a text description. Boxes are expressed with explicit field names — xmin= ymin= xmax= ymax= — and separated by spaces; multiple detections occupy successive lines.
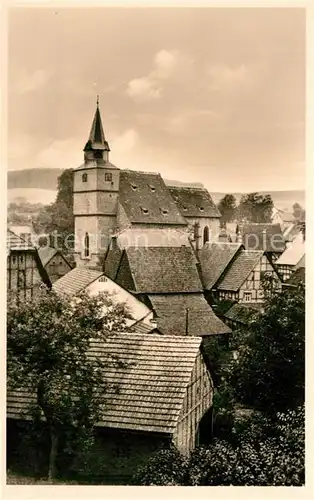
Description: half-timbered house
xmin=275 ymin=233 xmax=305 ymax=282
xmin=7 ymin=230 xmax=51 ymax=303
xmin=214 ymin=249 xmax=282 ymax=303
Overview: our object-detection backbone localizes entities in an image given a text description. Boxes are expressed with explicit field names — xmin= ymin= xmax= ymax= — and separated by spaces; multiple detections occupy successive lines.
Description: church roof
xmin=84 ymin=103 xmax=110 ymax=152
xmin=168 ymin=186 xmax=221 ymax=218
xmin=123 ymin=246 xmax=203 ymax=293
xmin=119 ymin=170 xmax=187 ymax=226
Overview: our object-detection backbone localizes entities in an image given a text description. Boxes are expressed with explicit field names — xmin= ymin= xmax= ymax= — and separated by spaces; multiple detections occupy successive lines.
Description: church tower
xmin=73 ymin=98 xmax=120 ymax=268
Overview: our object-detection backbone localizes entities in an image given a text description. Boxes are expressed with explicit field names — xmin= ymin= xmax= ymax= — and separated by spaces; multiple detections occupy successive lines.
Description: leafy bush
xmin=133 ymin=446 xmax=187 ymax=486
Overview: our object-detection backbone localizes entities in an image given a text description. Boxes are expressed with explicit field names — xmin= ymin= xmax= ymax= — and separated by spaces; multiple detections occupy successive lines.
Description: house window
xmin=244 ymin=292 xmax=251 ymax=302
xmin=199 ymin=206 xmax=204 ymax=212
xmin=141 ymin=207 xmax=149 ymax=215
xmin=149 ymin=185 xmax=156 ymax=192
xmin=82 ymin=173 xmax=88 ymax=183
xmin=105 ymin=172 xmax=112 ymax=182
xmin=12 ymin=256 xmax=16 ymax=265
xmin=17 ymin=270 xmax=26 ymax=288
xmin=161 ymin=208 xmax=168 ymax=215
xmin=20 ymin=255 xmax=24 ymax=264
xmin=203 ymin=226 xmax=209 ymax=244
xmin=84 ymin=232 xmax=90 ymax=258
xmin=131 ymin=183 xmax=137 ymax=190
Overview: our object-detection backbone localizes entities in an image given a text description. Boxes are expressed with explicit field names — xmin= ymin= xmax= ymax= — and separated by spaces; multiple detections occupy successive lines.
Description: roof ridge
xmin=121 ymin=169 xmax=162 ymax=176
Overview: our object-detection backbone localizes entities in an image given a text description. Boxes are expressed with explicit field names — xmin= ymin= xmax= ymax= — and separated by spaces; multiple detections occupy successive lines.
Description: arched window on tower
xmin=105 ymin=172 xmax=112 ymax=182
xmin=203 ymin=226 xmax=209 ymax=245
xmin=82 ymin=173 xmax=88 ymax=183
xmin=84 ymin=232 xmax=90 ymax=258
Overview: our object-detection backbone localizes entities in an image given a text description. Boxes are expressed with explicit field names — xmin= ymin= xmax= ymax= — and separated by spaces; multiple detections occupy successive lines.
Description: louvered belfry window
xmin=84 ymin=232 xmax=90 ymax=258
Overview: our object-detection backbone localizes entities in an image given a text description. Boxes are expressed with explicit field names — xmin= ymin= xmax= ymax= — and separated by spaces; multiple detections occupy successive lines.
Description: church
xmin=73 ymin=100 xmax=221 ymax=268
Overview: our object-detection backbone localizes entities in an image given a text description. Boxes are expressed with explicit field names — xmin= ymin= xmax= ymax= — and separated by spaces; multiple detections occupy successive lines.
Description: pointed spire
xmin=84 ymin=97 xmax=110 ymax=154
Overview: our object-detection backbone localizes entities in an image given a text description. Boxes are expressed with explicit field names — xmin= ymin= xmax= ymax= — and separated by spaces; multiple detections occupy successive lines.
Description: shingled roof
xmin=123 ymin=246 xmax=203 ymax=293
xmin=276 ymin=233 xmax=305 ymax=267
xmin=53 ymin=267 xmax=104 ymax=295
xmin=37 ymin=247 xmax=59 ymax=267
xmin=148 ymin=294 xmax=231 ymax=336
xmin=198 ymin=242 xmax=242 ymax=290
xmin=7 ymin=229 xmax=34 ymax=252
xmin=168 ymin=186 xmax=221 ymax=219
xmin=119 ymin=170 xmax=187 ymax=226
xmin=285 ymin=267 xmax=305 ymax=287
xmin=216 ymin=250 xmax=264 ymax=291
xmin=7 ymin=334 xmax=205 ymax=435
xmin=238 ymin=223 xmax=286 ymax=253
xmin=224 ymin=302 xmax=263 ymax=325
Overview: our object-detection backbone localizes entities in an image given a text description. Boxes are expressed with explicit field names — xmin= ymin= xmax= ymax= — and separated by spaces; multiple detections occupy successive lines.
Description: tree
xmin=33 ymin=169 xmax=74 ymax=252
xmin=238 ymin=192 xmax=273 ymax=223
xmin=217 ymin=194 xmax=237 ymax=226
xmin=229 ymin=281 xmax=305 ymax=414
xmin=292 ymin=202 xmax=305 ymax=221
xmin=133 ymin=406 xmax=304 ymax=486
xmin=7 ymin=289 xmax=131 ymax=480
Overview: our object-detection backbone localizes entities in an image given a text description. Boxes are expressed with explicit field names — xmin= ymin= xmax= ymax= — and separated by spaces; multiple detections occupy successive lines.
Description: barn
xmin=7 ymin=334 xmax=214 ymax=481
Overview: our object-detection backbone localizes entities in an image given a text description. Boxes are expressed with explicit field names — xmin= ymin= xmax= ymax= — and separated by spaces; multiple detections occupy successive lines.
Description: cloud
xmin=126 ymin=49 xmax=194 ymax=101
xmin=206 ymin=63 xmax=266 ymax=93
xmin=15 ymin=69 xmax=53 ymax=94
xmin=111 ymin=128 xmax=139 ymax=153
xmin=35 ymin=138 xmax=82 ymax=169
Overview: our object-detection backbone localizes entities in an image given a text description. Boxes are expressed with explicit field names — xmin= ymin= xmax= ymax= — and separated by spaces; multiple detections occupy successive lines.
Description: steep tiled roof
xmin=7 ymin=229 xmax=34 ymax=252
xmin=119 ymin=170 xmax=187 ymax=226
xmin=37 ymin=247 xmax=58 ymax=267
xmin=53 ymin=267 xmax=103 ymax=295
xmin=124 ymin=246 xmax=203 ymax=293
xmin=148 ymin=294 xmax=231 ymax=336
xmin=84 ymin=105 xmax=110 ymax=152
xmin=276 ymin=234 xmax=305 ymax=267
xmin=103 ymin=245 xmax=123 ymax=281
xmin=238 ymin=223 xmax=286 ymax=253
xmin=168 ymin=186 xmax=221 ymax=218
xmin=224 ymin=303 xmax=263 ymax=325
xmin=198 ymin=242 xmax=242 ymax=290
xmin=216 ymin=250 xmax=264 ymax=291
xmin=7 ymin=334 xmax=205 ymax=434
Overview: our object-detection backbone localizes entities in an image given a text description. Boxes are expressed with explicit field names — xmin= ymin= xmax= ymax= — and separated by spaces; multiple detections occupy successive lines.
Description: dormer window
xmin=182 ymin=206 xmax=188 ymax=211
xmin=82 ymin=173 xmax=88 ymax=183
xmin=131 ymin=184 xmax=137 ymax=190
xmin=105 ymin=172 xmax=112 ymax=182
xmin=161 ymin=208 xmax=169 ymax=215
xmin=199 ymin=206 xmax=204 ymax=212
xmin=149 ymin=185 xmax=156 ymax=192
xmin=141 ymin=207 xmax=149 ymax=215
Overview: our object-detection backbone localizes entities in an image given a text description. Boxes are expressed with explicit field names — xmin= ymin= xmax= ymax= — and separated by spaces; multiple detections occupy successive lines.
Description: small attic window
xmin=105 ymin=172 xmax=112 ymax=182
xmin=199 ymin=206 xmax=204 ymax=212
xmin=131 ymin=183 xmax=137 ymax=190
xmin=82 ymin=173 xmax=88 ymax=182
xmin=161 ymin=208 xmax=169 ymax=215
xmin=149 ymin=185 xmax=156 ymax=192
xmin=141 ymin=207 xmax=149 ymax=215
xmin=182 ymin=206 xmax=188 ymax=211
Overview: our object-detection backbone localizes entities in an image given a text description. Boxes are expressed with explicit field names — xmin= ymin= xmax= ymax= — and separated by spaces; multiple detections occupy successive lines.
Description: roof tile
xmin=168 ymin=186 xmax=221 ymax=218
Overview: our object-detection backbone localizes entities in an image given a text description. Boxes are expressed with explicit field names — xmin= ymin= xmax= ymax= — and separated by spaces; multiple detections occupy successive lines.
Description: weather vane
xmin=96 ymin=94 xmax=99 ymax=107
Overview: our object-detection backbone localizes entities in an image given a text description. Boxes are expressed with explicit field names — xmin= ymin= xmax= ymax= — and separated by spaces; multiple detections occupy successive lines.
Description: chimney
xmin=111 ymin=235 xmax=119 ymax=250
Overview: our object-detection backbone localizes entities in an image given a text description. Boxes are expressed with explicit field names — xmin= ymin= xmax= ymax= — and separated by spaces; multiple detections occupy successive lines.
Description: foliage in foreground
xmin=134 ymin=406 xmax=304 ymax=486
xmin=7 ymin=289 xmax=131 ymax=479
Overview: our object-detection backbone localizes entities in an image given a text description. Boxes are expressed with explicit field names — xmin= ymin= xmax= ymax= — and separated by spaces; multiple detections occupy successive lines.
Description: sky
xmin=8 ymin=7 xmax=305 ymax=192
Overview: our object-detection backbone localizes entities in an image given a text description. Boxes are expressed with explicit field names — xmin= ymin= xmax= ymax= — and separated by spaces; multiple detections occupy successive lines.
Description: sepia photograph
xmin=5 ymin=3 xmax=306 ymax=490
